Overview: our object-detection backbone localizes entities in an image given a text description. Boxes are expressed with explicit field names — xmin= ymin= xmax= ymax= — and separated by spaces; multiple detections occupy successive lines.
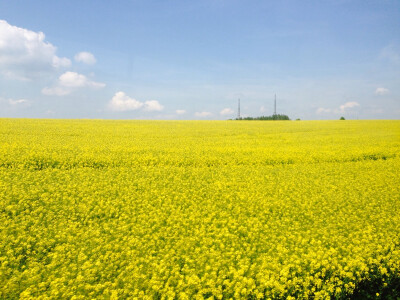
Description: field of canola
xmin=0 ymin=119 xmax=400 ymax=299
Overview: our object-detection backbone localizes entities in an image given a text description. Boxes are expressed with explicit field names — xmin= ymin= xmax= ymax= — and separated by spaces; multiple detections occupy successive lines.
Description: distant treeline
xmin=235 ymin=114 xmax=290 ymax=120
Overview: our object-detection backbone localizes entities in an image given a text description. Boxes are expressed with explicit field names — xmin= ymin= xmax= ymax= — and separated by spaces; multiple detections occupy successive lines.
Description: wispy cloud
xmin=0 ymin=97 xmax=31 ymax=109
xmin=375 ymin=87 xmax=389 ymax=95
xmin=45 ymin=109 xmax=55 ymax=115
xmin=74 ymin=52 xmax=97 ymax=65
xmin=316 ymin=101 xmax=360 ymax=115
xmin=220 ymin=108 xmax=234 ymax=116
xmin=176 ymin=109 xmax=186 ymax=115
xmin=316 ymin=107 xmax=332 ymax=114
xmin=41 ymin=86 xmax=70 ymax=96
xmin=195 ymin=111 xmax=212 ymax=117
xmin=8 ymin=98 xmax=30 ymax=106
xmin=339 ymin=101 xmax=359 ymax=112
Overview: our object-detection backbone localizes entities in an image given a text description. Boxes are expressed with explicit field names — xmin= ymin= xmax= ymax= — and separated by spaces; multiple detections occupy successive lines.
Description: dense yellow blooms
xmin=0 ymin=119 xmax=399 ymax=299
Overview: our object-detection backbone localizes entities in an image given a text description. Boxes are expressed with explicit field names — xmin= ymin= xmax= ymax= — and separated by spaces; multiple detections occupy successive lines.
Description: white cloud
xmin=108 ymin=91 xmax=164 ymax=112
xmin=195 ymin=111 xmax=212 ymax=117
xmin=42 ymin=71 xmax=105 ymax=96
xmin=59 ymin=71 xmax=89 ymax=87
xmin=52 ymin=56 xmax=71 ymax=68
xmin=108 ymin=92 xmax=143 ymax=111
xmin=375 ymin=87 xmax=389 ymax=95
xmin=0 ymin=97 xmax=31 ymax=109
xmin=41 ymin=86 xmax=70 ymax=96
xmin=74 ymin=51 xmax=96 ymax=65
xmin=316 ymin=102 xmax=360 ymax=115
xmin=316 ymin=107 xmax=331 ymax=114
xmin=0 ymin=19 xmax=71 ymax=80
xmin=339 ymin=101 xmax=359 ymax=112
xmin=9 ymin=98 xmax=29 ymax=106
xmin=59 ymin=71 xmax=104 ymax=88
xmin=220 ymin=108 xmax=234 ymax=115
xmin=176 ymin=109 xmax=186 ymax=115
xmin=143 ymin=100 xmax=164 ymax=112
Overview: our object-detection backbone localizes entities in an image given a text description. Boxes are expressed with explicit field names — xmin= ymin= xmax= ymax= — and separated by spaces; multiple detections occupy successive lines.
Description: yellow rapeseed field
xmin=0 ymin=119 xmax=399 ymax=299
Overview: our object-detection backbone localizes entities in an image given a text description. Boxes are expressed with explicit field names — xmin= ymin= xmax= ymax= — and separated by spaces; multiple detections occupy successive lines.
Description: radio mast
xmin=237 ymin=98 xmax=241 ymax=119
xmin=274 ymin=94 xmax=277 ymax=116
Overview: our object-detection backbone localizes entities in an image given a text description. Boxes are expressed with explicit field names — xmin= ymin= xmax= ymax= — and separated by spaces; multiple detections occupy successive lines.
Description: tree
xmin=235 ymin=114 xmax=290 ymax=121
xmin=340 ymin=116 xmax=345 ymax=120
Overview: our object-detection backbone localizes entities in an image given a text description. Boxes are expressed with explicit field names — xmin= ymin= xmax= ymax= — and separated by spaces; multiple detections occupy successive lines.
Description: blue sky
xmin=0 ymin=0 xmax=399 ymax=120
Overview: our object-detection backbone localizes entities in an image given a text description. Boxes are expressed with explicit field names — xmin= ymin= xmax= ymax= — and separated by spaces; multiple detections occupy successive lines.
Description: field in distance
xmin=0 ymin=119 xmax=399 ymax=299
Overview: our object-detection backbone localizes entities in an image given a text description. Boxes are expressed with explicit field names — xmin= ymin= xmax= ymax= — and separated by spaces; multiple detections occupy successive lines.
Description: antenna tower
xmin=237 ymin=98 xmax=241 ymax=119
xmin=274 ymin=94 xmax=277 ymax=115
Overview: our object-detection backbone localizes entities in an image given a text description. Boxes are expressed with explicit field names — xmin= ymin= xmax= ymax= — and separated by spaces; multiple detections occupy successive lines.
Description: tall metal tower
xmin=274 ymin=94 xmax=277 ymax=116
xmin=237 ymin=98 xmax=241 ymax=119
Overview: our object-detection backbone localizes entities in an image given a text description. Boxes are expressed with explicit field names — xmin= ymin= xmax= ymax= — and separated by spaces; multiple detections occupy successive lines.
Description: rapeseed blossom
xmin=0 ymin=119 xmax=399 ymax=298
